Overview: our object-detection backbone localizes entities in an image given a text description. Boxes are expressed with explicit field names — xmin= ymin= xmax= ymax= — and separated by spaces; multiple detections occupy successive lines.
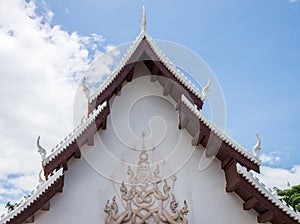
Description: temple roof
xmin=181 ymin=95 xmax=260 ymax=166
xmin=1 ymin=13 xmax=299 ymax=223
xmin=40 ymin=29 xmax=260 ymax=175
xmin=42 ymin=101 xmax=108 ymax=166
xmin=0 ymin=169 xmax=64 ymax=224
xmin=90 ymin=31 xmax=205 ymax=105
xmin=237 ymin=165 xmax=300 ymax=223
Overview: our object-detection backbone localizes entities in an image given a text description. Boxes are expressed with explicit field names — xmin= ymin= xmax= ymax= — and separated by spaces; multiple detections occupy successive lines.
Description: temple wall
xmin=34 ymin=63 xmax=259 ymax=224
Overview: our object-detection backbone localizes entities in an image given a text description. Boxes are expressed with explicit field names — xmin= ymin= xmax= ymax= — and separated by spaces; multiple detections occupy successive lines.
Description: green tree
xmin=274 ymin=184 xmax=300 ymax=212
xmin=5 ymin=201 xmax=15 ymax=212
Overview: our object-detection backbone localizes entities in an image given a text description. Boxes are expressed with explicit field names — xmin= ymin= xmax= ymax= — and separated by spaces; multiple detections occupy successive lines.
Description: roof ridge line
xmin=143 ymin=33 xmax=204 ymax=101
xmin=0 ymin=168 xmax=64 ymax=223
xmin=43 ymin=101 xmax=108 ymax=165
xmin=90 ymin=32 xmax=146 ymax=102
xmin=90 ymin=31 xmax=206 ymax=104
xmin=181 ymin=95 xmax=261 ymax=165
xmin=237 ymin=164 xmax=300 ymax=222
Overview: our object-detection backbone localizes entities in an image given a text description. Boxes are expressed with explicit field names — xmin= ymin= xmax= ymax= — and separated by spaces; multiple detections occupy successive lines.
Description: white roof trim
xmin=237 ymin=164 xmax=300 ymax=222
xmin=143 ymin=32 xmax=204 ymax=101
xmin=0 ymin=168 xmax=64 ymax=224
xmin=181 ymin=95 xmax=261 ymax=165
xmin=43 ymin=101 xmax=108 ymax=165
xmin=90 ymin=31 xmax=205 ymax=102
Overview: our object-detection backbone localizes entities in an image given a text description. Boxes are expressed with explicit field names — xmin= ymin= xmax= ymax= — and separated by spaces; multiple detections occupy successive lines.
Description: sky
xmin=0 ymin=0 xmax=300 ymax=214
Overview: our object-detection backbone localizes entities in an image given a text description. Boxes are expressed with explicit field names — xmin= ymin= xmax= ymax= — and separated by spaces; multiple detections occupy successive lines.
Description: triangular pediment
xmin=2 ymin=30 xmax=300 ymax=224
xmin=36 ymin=30 xmax=262 ymax=182
xmin=90 ymin=32 xmax=205 ymax=113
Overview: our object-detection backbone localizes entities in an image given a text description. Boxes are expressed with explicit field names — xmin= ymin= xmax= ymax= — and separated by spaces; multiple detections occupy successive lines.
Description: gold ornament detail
xmin=104 ymin=150 xmax=189 ymax=223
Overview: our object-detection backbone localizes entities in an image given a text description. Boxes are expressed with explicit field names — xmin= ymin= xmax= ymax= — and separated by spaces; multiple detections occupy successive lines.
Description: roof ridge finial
xmin=37 ymin=136 xmax=47 ymax=160
xmin=82 ymin=77 xmax=90 ymax=101
xmin=202 ymin=76 xmax=211 ymax=99
xmin=141 ymin=6 xmax=146 ymax=32
xmin=252 ymin=132 xmax=261 ymax=159
xmin=82 ymin=77 xmax=92 ymax=116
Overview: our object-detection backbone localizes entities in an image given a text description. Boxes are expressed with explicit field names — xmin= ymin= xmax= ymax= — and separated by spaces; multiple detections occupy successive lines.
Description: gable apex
xmin=90 ymin=31 xmax=205 ymax=111
xmin=2 ymin=9 xmax=299 ymax=223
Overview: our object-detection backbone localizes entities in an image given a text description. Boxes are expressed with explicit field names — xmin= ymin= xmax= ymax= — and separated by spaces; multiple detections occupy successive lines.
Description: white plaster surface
xmin=34 ymin=63 xmax=259 ymax=224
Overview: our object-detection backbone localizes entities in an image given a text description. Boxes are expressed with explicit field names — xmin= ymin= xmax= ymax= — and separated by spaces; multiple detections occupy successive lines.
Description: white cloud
xmin=84 ymin=46 xmax=121 ymax=86
xmin=257 ymin=165 xmax=300 ymax=190
xmin=260 ymin=152 xmax=281 ymax=166
xmin=255 ymin=153 xmax=300 ymax=191
xmin=0 ymin=0 xmax=105 ymax=214
xmin=2 ymin=0 xmax=298 ymax=218
xmin=289 ymin=0 xmax=298 ymax=3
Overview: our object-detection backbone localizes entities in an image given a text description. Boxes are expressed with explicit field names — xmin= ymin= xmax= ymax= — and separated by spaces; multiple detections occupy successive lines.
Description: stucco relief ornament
xmin=104 ymin=149 xmax=189 ymax=223
xmin=252 ymin=132 xmax=261 ymax=158
xmin=36 ymin=136 xmax=47 ymax=160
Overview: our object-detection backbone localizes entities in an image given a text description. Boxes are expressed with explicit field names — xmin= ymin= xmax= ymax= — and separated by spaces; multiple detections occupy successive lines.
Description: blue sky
xmin=0 ymin=0 xmax=300 ymax=214
xmin=42 ymin=0 xmax=300 ymax=169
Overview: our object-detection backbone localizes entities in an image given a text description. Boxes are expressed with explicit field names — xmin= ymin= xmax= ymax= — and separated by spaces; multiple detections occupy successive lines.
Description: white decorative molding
xmin=181 ymin=94 xmax=261 ymax=166
xmin=43 ymin=101 xmax=107 ymax=165
xmin=144 ymin=32 xmax=205 ymax=101
xmin=0 ymin=168 xmax=64 ymax=224
xmin=237 ymin=164 xmax=300 ymax=223
xmin=90 ymin=31 xmax=206 ymax=104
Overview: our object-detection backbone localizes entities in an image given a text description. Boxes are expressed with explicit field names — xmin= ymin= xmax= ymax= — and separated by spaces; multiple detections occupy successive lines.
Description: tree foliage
xmin=274 ymin=184 xmax=300 ymax=212
xmin=4 ymin=194 xmax=31 ymax=212
xmin=5 ymin=201 xmax=15 ymax=212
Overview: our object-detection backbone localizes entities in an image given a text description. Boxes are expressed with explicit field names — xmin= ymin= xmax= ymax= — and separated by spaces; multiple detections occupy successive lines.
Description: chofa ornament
xmin=252 ymin=132 xmax=261 ymax=159
xmin=201 ymin=76 xmax=211 ymax=99
xmin=37 ymin=136 xmax=47 ymax=160
xmin=104 ymin=149 xmax=189 ymax=224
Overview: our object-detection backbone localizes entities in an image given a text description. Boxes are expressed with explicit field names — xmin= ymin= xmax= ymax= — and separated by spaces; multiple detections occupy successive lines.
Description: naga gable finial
xmin=141 ymin=6 xmax=146 ymax=32
xmin=202 ymin=76 xmax=211 ymax=99
xmin=37 ymin=136 xmax=47 ymax=160
xmin=82 ymin=77 xmax=90 ymax=101
xmin=252 ymin=132 xmax=261 ymax=159
xmin=38 ymin=168 xmax=45 ymax=184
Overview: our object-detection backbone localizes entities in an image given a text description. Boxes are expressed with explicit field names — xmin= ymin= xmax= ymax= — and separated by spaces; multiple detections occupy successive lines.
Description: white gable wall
xmin=34 ymin=63 xmax=260 ymax=224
